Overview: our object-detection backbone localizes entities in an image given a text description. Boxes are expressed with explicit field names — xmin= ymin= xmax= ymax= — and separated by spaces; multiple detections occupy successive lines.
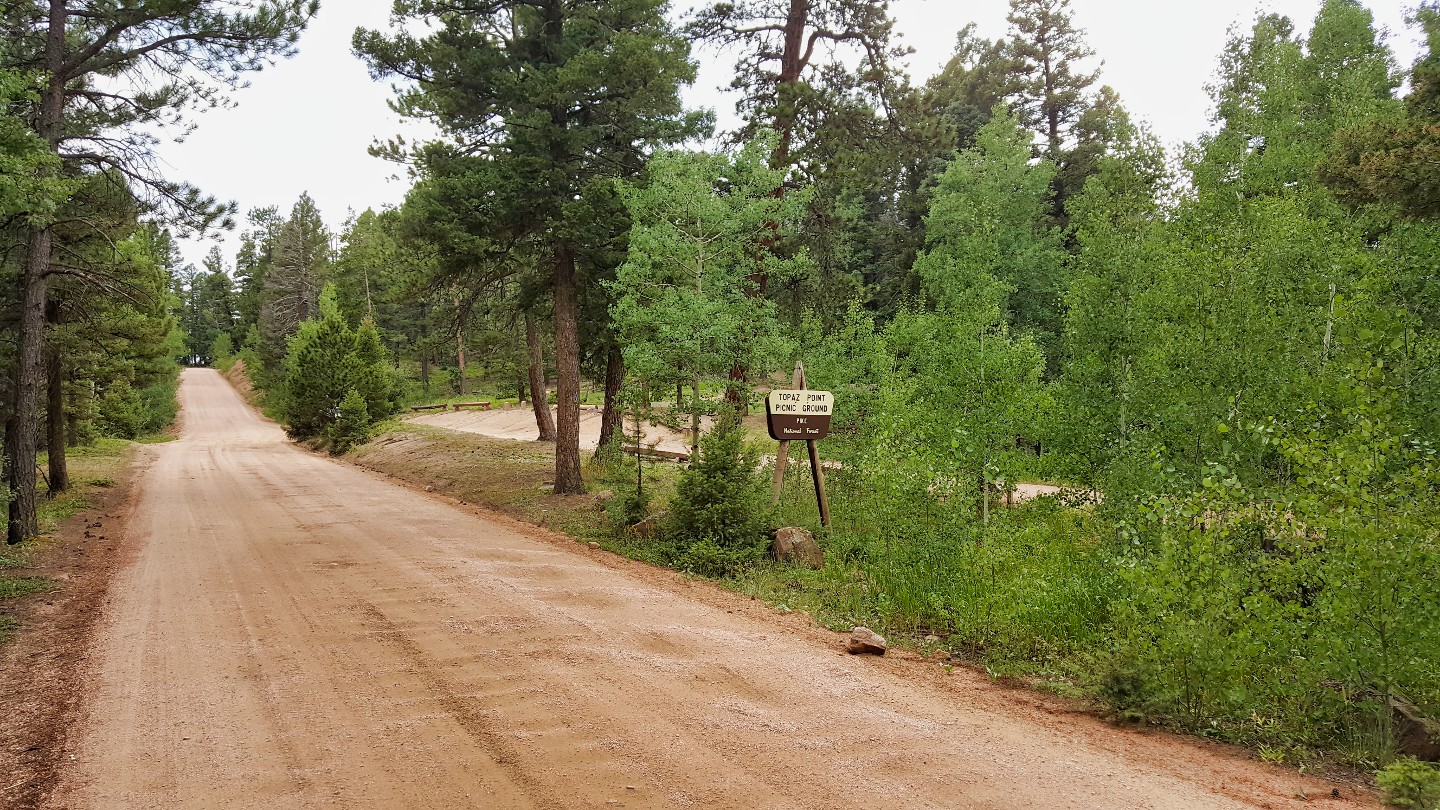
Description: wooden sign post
xmin=767 ymin=362 xmax=832 ymax=527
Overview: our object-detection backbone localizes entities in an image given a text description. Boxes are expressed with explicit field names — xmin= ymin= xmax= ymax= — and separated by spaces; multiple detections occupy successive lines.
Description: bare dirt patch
xmin=408 ymin=404 xmax=708 ymax=456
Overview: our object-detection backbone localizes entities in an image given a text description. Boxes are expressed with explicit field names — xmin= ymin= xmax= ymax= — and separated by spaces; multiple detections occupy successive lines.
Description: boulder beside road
xmin=773 ymin=527 xmax=824 ymax=569
xmin=848 ymin=627 xmax=887 ymax=656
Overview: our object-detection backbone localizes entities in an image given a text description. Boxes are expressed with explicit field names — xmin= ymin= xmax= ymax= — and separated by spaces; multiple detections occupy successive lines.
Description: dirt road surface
xmin=46 ymin=369 xmax=1369 ymax=809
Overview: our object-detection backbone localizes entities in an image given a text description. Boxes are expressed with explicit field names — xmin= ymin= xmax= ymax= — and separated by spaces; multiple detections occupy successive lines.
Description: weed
xmin=0 ymin=577 xmax=52 ymax=599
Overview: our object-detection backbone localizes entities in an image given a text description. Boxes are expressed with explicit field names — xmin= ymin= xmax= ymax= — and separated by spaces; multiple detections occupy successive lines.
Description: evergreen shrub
xmin=664 ymin=408 xmax=771 ymax=575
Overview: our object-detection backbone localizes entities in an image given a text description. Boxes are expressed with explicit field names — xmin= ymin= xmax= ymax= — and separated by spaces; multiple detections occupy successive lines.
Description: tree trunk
xmin=595 ymin=346 xmax=623 ymax=457
xmin=771 ymin=0 xmax=810 ymax=170
xmin=690 ymin=378 xmax=701 ymax=461
xmin=3 ymin=415 xmax=13 ymax=530
xmin=46 ymin=343 xmax=68 ymax=495
xmin=525 ymin=312 xmax=556 ymax=441
xmin=7 ymin=0 xmax=65 ymax=544
xmin=552 ymin=247 xmax=585 ymax=495
xmin=455 ymin=328 xmax=467 ymax=396
xmin=9 ymin=227 xmax=52 ymax=544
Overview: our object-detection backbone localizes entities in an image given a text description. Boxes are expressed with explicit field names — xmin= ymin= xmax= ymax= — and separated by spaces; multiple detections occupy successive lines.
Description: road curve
xmin=47 ymin=368 xmax=1363 ymax=809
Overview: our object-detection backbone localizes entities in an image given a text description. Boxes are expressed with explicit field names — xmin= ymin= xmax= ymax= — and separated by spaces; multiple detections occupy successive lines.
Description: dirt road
xmin=46 ymin=369 xmax=1367 ymax=809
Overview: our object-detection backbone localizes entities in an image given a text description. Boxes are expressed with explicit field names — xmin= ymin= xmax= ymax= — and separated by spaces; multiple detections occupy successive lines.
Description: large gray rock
xmin=847 ymin=626 xmax=887 ymax=656
xmin=772 ymin=527 xmax=824 ymax=569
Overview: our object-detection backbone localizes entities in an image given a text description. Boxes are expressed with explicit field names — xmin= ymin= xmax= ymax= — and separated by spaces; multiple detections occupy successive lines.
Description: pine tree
xmin=1004 ymin=0 xmax=1100 ymax=157
xmin=278 ymin=287 xmax=394 ymax=443
xmin=356 ymin=0 xmax=703 ymax=495
xmin=260 ymin=193 xmax=331 ymax=372
xmin=927 ymin=24 xmax=1014 ymax=151
xmin=1320 ymin=2 xmax=1440 ymax=217
xmin=686 ymin=0 xmax=908 ymax=172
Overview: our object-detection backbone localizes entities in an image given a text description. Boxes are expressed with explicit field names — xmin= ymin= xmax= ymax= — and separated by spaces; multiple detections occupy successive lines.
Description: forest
xmin=2 ymin=0 xmax=1437 ymax=789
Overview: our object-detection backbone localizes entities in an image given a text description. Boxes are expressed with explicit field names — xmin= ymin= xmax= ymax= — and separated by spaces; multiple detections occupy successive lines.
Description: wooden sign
xmin=766 ymin=389 xmax=833 ymax=441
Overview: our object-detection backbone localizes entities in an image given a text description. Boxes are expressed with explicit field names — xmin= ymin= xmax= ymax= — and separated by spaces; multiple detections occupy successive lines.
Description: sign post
xmin=769 ymin=363 xmax=803 ymax=507
xmin=766 ymin=362 xmax=832 ymax=527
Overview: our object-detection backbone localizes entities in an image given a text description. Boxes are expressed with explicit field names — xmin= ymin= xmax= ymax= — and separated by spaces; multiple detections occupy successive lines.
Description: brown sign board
xmin=766 ymin=389 xmax=834 ymax=441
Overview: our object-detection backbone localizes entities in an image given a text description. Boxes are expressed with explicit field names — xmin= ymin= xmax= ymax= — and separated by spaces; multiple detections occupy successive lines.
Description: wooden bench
xmin=409 ymin=404 xmax=448 ymax=412
xmin=451 ymin=401 xmax=492 ymax=411
xmin=624 ymin=446 xmax=690 ymax=463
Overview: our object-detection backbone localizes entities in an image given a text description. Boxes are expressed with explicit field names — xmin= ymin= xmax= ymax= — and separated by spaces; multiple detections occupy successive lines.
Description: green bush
xmin=858 ymin=506 xmax=1115 ymax=665
xmin=1379 ymin=759 xmax=1440 ymax=809
xmin=211 ymin=333 xmax=236 ymax=371
xmin=609 ymin=488 xmax=651 ymax=529
xmin=278 ymin=288 xmax=395 ymax=442
xmin=673 ymin=536 xmax=760 ymax=578
xmin=665 ymin=408 xmax=770 ymax=572
xmin=95 ymin=376 xmax=178 ymax=439
xmin=327 ymin=388 xmax=372 ymax=454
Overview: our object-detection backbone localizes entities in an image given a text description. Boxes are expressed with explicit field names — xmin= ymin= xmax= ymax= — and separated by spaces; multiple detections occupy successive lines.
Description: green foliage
xmin=612 ymin=136 xmax=808 ymax=419
xmin=916 ymin=109 xmax=1066 ymax=359
xmin=1379 ymin=759 xmax=1440 ymax=809
xmin=327 ymin=389 xmax=372 ymax=455
xmin=0 ymin=69 xmax=71 ymax=222
xmin=278 ymin=287 xmax=395 ymax=441
xmin=665 ymin=410 xmax=771 ymax=574
xmin=1321 ymin=3 xmax=1440 ymax=217
xmin=96 ymin=377 xmax=179 ymax=440
xmin=258 ymin=193 xmax=332 ymax=372
xmin=0 ymin=576 xmax=51 ymax=600
xmin=357 ymin=0 xmax=706 ymax=495
xmin=609 ymin=488 xmax=652 ymax=530
xmin=210 ymin=333 xmax=236 ymax=371
xmin=859 ymin=505 xmax=1113 ymax=663
xmin=1003 ymin=0 xmax=1100 ymax=156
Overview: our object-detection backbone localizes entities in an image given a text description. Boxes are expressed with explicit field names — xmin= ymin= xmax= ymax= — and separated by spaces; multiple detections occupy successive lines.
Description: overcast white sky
xmin=157 ymin=0 xmax=1422 ymax=269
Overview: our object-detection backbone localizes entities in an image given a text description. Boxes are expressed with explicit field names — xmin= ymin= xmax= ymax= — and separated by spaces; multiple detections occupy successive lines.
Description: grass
xmin=353 ymin=421 xmax=611 ymax=538
xmin=1 ymin=435 xmax=140 ymax=644
xmin=0 ymin=540 xmax=47 ymax=645
xmin=0 ymin=576 xmax=52 ymax=599
xmin=35 ymin=438 xmax=135 ymax=533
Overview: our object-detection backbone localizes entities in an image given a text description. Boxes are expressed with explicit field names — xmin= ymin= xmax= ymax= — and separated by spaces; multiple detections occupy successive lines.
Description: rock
xmin=847 ymin=626 xmax=887 ymax=656
xmin=588 ymin=542 xmax=601 ymax=550
xmin=630 ymin=512 xmax=668 ymax=539
xmin=594 ymin=490 xmax=614 ymax=511
xmin=772 ymin=526 xmax=824 ymax=569
xmin=1350 ymin=685 xmax=1440 ymax=761
xmin=1392 ymin=695 xmax=1440 ymax=761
